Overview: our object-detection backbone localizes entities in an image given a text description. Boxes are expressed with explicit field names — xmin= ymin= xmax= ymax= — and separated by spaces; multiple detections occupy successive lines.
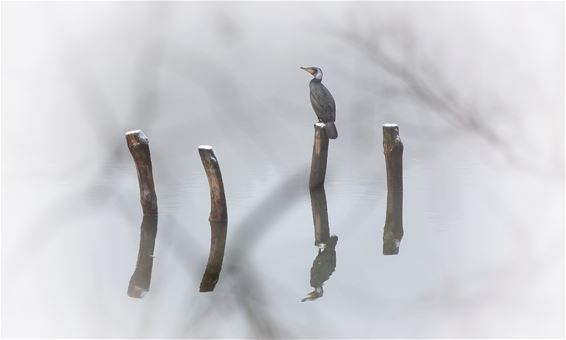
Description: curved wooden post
xmin=198 ymin=145 xmax=228 ymax=292
xmin=198 ymin=146 xmax=227 ymax=222
xmin=309 ymin=123 xmax=329 ymax=190
xmin=125 ymin=129 xmax=158 ymax=298
xmin=126 ymin=130 xmax=158 ymax=216
xmin=382 ymin=124 xmax=404 ymax=255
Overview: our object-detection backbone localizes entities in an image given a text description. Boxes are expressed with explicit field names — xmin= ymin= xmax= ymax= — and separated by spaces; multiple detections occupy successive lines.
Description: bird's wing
xmin=310 ymin=85 xmax=336 ymax=122
xmin=319 ymin=84 xmax=336 ymax=121
xmin=321 ymin=83 xmax=336 ymax=119
xmin=309 ymin=92 xmax=324 ymax=118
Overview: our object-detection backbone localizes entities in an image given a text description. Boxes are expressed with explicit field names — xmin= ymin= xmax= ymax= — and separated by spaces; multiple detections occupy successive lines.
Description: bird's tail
xmin=325 ymin=122 xmax=338 ymax=139
xmin=328 ymin=235 xmax=338 ymax=248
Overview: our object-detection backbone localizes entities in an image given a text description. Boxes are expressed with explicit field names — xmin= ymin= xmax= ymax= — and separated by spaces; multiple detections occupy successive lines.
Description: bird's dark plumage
xmin=309 ymin=235 xmax=338 ymax=288
xmin=301 ymin=67 xmax=338 ymax=139
xmin=301 ymin=235 xmax=338 ymax=302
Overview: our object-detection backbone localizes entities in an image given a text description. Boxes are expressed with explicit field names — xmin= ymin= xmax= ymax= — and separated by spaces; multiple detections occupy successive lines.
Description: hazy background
xmin=2 ymin=1 xmax=564 ymax=338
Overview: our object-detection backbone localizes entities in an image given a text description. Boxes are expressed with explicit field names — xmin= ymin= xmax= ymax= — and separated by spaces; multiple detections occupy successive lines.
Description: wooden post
xmin=127 ymin=215 xmax=158 ymax=298
xmin=198 ymin=145 xmax=228 ymax=292
xmin=198 ymin=146 xmax=228 ymax=222
xmin=126 ymin=130 xmax=158 ymax=216
xmin=309 ymin=186 xmax=330 ymax=247
xmin=382 ymin=124 xmax=404 ymax=255
xmin=126 ymin=130 xmax=158 ymax=298
xmin=309 ymin=123 xmax=329 ymax=190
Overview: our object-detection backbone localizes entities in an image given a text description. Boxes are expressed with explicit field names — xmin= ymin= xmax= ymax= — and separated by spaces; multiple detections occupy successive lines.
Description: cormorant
xmin=300 ymin=66 xmax=338 ymax=139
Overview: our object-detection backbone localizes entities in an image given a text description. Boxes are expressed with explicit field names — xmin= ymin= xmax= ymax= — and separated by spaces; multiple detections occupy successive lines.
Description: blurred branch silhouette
xmin=331 ymin=18 xmax=558 ymax=177
xmin=335 ymin=24 xmax=503 ymax=144
xmin=15 ymin=4 xmax=173 ymax=268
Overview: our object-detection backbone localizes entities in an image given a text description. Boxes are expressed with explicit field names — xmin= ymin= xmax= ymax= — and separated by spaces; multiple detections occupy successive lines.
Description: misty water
xmin=2 ymin=2 xmax=564 ymax=338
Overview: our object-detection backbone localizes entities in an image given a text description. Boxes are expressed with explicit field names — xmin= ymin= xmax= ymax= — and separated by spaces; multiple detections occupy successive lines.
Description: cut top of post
xmin=382 ymin=123 xmax=398 ymax=128
xmin=125 ymin=130 xmax=149 ymax=147
xmin=198 ymin=145 xmax=219 ymax=164
xmin=314 ymin=122 xmax=328 ymax=141
xmin=382 ymin=124 xmax=400 ymax=144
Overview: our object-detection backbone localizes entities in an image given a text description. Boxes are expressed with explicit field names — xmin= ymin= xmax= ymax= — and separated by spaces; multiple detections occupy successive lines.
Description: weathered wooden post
xmin=382 ymin=124 xmax=404 ymax=255
xmin=309 ymin=122 xmax=331 ymax=246
xmin=309 ymin=123 xmax=329 ymax=190
xmin=198 ymin=145 xmax=228 ymax=292
xmin=198 ymin=146 xmax=228 ymax=222
xmin=125 ymin=129 xmax=158 ymax=298
xmin=126 ymin=130 xmax=158 ymax=216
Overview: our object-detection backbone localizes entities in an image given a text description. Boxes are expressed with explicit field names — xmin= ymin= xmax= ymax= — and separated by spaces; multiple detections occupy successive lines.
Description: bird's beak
xmin=300 ymin=67 xmax=314 ymax=75
xmin=301 ymin=288 xmax=323 ymax=302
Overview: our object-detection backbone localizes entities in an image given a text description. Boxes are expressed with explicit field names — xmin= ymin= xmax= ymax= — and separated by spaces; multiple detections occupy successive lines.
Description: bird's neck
xmin=310 ymin=78 xmax=322 ymax=84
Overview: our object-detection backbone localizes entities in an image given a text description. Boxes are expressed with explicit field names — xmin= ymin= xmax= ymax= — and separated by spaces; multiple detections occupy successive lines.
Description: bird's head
xmin=300 ymin=66 xmax=323 ymax=80
xmin=300 ymin=287 xmax=324 ymax=302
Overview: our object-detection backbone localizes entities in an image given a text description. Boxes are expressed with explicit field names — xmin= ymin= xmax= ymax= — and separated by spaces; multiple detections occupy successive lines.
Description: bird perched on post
xmin=300 ymin=66 xmax=338 ymax=139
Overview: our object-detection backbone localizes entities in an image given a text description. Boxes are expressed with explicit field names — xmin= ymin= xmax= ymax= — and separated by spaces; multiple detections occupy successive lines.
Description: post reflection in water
xmin=199 ymin=220 xmax=228 ymax=292
xmin=127 ymin=215 xmax=158 ymax=298
xmin=303 ymin=186 xmax=338 ymax=302
xmin=310 ymin=186 xmax=330 ymax=247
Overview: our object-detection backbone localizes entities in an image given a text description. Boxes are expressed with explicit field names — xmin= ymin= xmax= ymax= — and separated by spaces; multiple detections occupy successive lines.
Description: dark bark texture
xmin=126 ymin=130 xmax=158 ymax=216
xmin=198 ymin=146 xmax=228 ymax=292
xmin=382 ymin=124 xmax=404 ymax=255
xmin=198 ymin=146 xmax=228 ymax=222
xmin=309 ymin=123 xmax=329 ymax=189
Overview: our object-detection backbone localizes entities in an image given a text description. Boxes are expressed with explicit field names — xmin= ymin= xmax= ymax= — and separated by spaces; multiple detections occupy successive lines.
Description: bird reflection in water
xmin=302 ymin=186 xmax=338 ymax=302
xmin=127 ymin=215 xmax=158 ymax=298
